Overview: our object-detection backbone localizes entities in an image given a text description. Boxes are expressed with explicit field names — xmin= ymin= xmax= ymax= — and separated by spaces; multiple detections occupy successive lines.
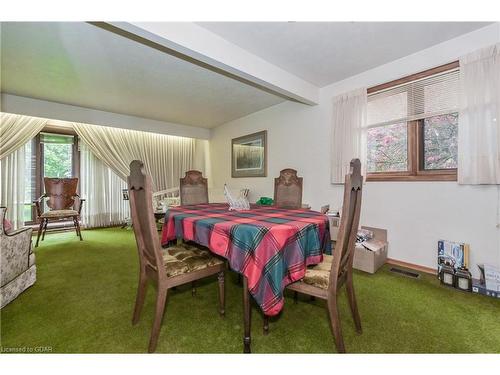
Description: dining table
xmin=161 ymin=202 xmax=330 ymax=353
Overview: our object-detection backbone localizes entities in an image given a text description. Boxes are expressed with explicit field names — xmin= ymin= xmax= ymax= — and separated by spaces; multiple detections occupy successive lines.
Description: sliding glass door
xmin=24 ymin=129 xmax=80 ymax=224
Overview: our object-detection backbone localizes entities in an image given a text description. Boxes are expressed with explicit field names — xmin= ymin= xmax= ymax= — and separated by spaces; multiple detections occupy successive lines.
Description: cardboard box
xmin=353 ymin=226 xmax=388 ymax=274
xmin=472 ymin=279 xmax=500 ymax=299
xmin=329 ymin=220 xmax=388 ymax=274
xmin=484 ymin=264 xmax=500 ymax=292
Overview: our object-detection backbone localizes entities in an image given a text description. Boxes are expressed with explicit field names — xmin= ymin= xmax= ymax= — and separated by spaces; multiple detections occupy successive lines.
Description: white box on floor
xmin=327 ymin=214 xmax=340 ymax=240
xmin=353 ymin=226 xmax=388 ymax=274
xmin=329 ymin=219 xmax=388 ymax=274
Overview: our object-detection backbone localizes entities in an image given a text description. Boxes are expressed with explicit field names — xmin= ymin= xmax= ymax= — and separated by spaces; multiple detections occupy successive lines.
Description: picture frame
xmin=122 ymin=188 xmax=130 ymax=201
xmin=231 ymin=130 xmax=267 ymax=178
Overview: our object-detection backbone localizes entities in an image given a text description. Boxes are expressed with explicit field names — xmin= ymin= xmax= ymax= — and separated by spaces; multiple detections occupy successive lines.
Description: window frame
xmin=366 ymin=61 xmax=459 ymax=182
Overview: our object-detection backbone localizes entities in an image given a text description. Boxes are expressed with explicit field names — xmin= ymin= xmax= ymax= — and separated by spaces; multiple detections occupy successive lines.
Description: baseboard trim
xmin=386 ymin=258 xmax=436 ymax=275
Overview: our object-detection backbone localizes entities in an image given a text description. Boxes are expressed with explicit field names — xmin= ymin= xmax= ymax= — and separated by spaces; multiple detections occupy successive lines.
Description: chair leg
xmin=218 ymin=271 xmax=225 ymax=316
xmin=327 ymin=295 xmax=346 ymax=353
xmin=35 ymin=219 xmax=44 ymax=247
xmin=263 ymin=315 xmax=269 ymax=335
xmin=73 ymin=217 xmax=79 ymax=236
xmin=74 ymin=216 xmax=83 ymax=241
xmin=191 ymin=281 xmax=196 ymax=296
xmin=148 ymin=286 xmax=168 ymax=353
xmin=41 ymin=219 xmax=49 ymax=240
xmin=346 ymin=275 xmax=362 ymax=334
xmin=132 ymin=272 xmax=148 ymax=325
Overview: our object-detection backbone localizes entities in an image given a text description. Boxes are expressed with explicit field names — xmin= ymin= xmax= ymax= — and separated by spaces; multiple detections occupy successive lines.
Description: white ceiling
xmin=1 ymin=22 xmax=493 ymax=131
xmin=197 ymin=22 xmax=491 ymax=87
xmin=0 ymin=22 xmax=285 ymax=128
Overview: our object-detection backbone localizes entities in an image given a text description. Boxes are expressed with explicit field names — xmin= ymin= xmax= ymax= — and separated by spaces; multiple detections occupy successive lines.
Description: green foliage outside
xmin=43 ymin=143 xmax=73 ymax=178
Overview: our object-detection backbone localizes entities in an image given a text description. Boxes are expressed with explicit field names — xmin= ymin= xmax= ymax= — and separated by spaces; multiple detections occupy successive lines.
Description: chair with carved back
xmin=179 ymin=170 xmax=210 ymax=295
xmin=179 ymin=170 xmax=209 ymax=206
xmin=284 ymin=159 xmax=363 ymax=353
xmin=34 ymin=178 xmax=85 ymax=247
xmin=274 ymin=168 xmax=303 ymax=209
xmin=128 ymin=160 xmax=225 ymax=352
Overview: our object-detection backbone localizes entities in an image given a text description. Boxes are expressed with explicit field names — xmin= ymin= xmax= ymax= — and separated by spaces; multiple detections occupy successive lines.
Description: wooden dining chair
xmin=34 ymin=177 xmax=84 ymax=247
xmin=280 ymin=159 xmax=363 ymax=353
xmin=128 ymin=160 xmax=225 ymax=353
xmin=274 ymin=168 xmax=303 ymax=209
xmin=179 ymin=170 xmax=210 ymax=295
xmin=179 ymin=170 xmax=209 ymax=205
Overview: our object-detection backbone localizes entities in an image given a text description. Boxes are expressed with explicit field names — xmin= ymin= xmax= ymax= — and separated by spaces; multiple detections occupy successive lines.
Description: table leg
xmin=242 ymin=276 xmax=251 ymax=353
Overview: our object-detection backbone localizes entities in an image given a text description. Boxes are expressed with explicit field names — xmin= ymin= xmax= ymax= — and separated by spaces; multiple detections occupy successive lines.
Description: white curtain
xmin=73 ymin=123 xmax=196 ymax=191
xmin=0 ymin=144 xmax=28 ymax=229
xmin=0 ymin=113 xmax=47 ymax=159
xmin=331 ymin=88 xmax=368 ymax=183
xmin=80 ymin=144 xmax=129 ymax=228
xmin=458 ymin=43 xmax=500 ymax=184
xmin=0 ymin=113 xmax=44 ymax=229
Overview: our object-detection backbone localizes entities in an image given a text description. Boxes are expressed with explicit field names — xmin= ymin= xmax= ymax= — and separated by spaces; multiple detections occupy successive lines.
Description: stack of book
xmin=437 ymin=240 xmax=472 ymax=291
xmin=437 ymin=240 xmax=469 ymax=273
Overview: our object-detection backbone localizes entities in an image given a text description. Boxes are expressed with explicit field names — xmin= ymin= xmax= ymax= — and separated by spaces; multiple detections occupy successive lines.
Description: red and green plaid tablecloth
xmin=161 ymin=203 xmax=330 ymax=316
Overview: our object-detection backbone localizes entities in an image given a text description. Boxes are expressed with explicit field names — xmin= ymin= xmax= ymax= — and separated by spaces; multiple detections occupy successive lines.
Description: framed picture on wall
xmin=231 ymin=130 xmax=267 ymax=178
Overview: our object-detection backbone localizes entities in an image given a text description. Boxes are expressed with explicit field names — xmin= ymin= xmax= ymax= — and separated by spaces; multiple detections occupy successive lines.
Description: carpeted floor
xmin=1 ymin=227 xmax=499 ymax=353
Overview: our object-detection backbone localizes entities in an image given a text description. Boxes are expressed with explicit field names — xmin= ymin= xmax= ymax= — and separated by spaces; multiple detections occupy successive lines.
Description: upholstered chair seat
xmin=302 ymin=255 xmax=333 ymax=289
xmin=162 ymin=244 xmax=224 ymax=278
xmin=40 ymin=209 xmax=79 ymax=218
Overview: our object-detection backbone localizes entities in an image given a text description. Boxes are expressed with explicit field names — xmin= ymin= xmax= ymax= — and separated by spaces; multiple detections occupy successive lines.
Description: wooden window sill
xmin=366 ymin=172 xmax=457 ymax=182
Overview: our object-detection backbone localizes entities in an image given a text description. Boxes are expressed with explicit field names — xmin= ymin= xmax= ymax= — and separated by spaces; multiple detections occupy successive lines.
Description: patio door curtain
xmin=0 ymin=113 xmax=47 ymax=228
xmin=0 ymin=113 xmax=47 ymax=159
xmin=73 ymin=123 xmax=196 ymax=192
xmin=79 ymin=144 xmax=129 ymax=228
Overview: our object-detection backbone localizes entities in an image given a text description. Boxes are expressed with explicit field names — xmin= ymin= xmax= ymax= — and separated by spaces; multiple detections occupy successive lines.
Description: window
xmin=40 ymin=132 xmax=75 ymax=179
xmin=24 ymin=127 xmax=80 ymax=224
xmin=366 ymin=62 xmax=459 ymax=181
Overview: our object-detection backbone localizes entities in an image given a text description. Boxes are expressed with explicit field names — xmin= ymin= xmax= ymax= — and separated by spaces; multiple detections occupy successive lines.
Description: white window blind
xmin=367 ymin=68 xmax=459 ymax=128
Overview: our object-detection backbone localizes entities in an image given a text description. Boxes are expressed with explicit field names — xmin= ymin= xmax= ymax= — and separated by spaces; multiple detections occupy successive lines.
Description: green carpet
xmin=1 ymin=227 xmax=499 ymax=353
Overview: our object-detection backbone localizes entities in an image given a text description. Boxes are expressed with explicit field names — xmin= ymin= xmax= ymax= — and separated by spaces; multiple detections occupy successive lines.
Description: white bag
xmin=224 ymin=184 xmax=250 ymax=211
